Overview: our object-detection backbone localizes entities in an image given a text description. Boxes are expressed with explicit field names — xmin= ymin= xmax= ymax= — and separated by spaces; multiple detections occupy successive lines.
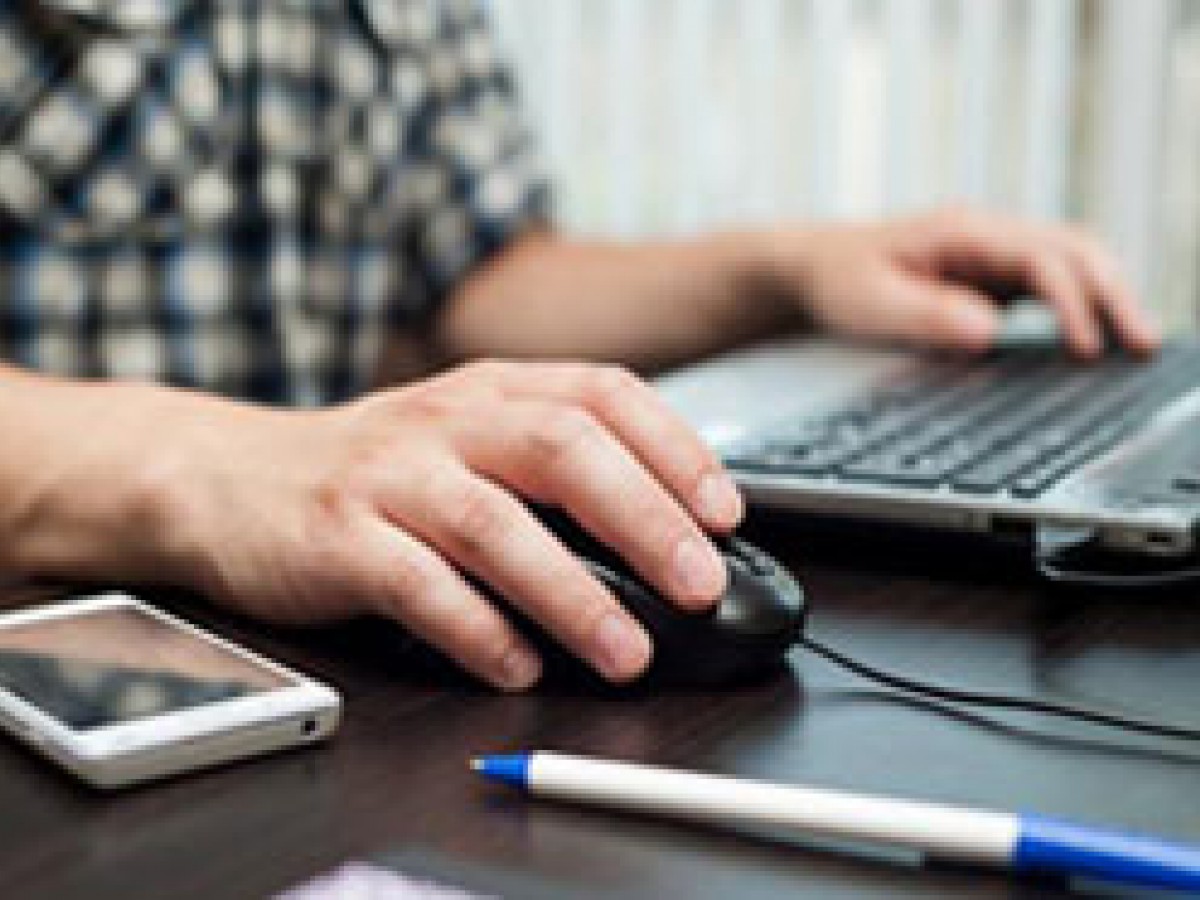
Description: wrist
xmin=2 ymin=380 xmax=237 ymax=590
xmin=722 ymin=228 xmax=818 ymax=332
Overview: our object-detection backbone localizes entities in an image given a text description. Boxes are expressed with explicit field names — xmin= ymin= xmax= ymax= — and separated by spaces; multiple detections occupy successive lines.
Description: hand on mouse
xmin=762 ymin=206 xmax=1161 ymax=357
xmin=4 ymin=362 xmax=742 ymax=691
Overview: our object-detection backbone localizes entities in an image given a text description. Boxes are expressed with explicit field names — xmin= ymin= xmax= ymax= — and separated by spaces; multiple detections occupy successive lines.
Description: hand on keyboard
xmin=761 ymin=207 xmax=1160 ymax=358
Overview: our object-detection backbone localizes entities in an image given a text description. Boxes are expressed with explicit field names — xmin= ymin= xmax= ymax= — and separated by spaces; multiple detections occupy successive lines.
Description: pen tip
xmin=469 ymin=757 xmax=483 ymax=772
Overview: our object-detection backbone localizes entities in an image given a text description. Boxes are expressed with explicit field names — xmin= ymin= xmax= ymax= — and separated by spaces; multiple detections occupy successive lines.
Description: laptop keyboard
xmin=725 ymin=343 xmax=1200 ymax=499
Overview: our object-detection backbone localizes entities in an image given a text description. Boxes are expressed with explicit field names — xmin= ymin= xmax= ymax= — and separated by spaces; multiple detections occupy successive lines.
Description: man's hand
xmin=765 ymin=207 xmax=1161 ymax=357
xmin=436 ymin=206 xmax=1160 ymax=373
xmin=73 ymin=362 xmax=741 ymax=691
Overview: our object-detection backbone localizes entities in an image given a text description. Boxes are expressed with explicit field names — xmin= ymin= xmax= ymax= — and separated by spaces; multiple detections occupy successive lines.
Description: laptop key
xmin=1172 ymin=474 xmax=1200 ymax=494
xmin=950 ymin=442 xmax=1052 ymax=494
xmin=951 ymin=470 xmax=1007 ymax=494
xmin=1009 ymin=423 xmax=1129 ymax=498
xmin=839 ymin=454 xmax=954 ymax=487
xmin=725 ymin=445 xmax=852 ymax=476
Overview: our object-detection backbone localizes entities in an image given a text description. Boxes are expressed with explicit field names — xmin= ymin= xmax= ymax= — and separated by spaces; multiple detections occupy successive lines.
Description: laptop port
xmin=1145 ymin=532 xmax=1179 ymax=549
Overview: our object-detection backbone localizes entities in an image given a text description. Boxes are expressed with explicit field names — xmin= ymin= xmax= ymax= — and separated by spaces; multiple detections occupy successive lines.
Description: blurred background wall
xmin=488 ymin=0 xmax=1200 ymax=333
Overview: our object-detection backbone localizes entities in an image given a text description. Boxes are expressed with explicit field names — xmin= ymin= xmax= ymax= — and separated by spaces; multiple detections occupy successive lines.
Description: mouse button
xmin=533 ymin=506 xmax=631 ymax=572
xmin=578 ymin=557 xmax=673 ymax=623
xmin=712 ymin=568 xmax=804 ymax=636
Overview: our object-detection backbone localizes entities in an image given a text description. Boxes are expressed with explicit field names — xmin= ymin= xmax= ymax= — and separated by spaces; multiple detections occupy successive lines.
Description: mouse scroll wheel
xmin=719 ymin=536 xmax=775 ymax=578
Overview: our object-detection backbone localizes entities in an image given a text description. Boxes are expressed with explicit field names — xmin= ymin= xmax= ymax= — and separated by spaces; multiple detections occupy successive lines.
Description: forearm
xmin=434 ymin=231 xmax=803 ymax=372
xmin=0 ymin=366 xmax=224 ymax=586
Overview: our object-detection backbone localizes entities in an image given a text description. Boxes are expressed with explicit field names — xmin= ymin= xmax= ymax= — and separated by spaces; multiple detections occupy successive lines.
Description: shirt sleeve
xmin=362 ymin=0 xmax=553 ymax=324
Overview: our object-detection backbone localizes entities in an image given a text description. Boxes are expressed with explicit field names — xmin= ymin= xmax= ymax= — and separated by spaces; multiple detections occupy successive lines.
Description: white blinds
xmin=489 ymin=0 xmax=1187 ymax=325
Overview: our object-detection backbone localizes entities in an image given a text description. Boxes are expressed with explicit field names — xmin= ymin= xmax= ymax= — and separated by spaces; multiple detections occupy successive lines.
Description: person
xmin=0 ymin=1 xmax=1160 ymax=691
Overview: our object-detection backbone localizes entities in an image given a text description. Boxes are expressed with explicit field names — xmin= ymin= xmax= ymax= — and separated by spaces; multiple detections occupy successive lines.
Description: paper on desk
xmin=276 ymin=861 xmax=495 ymax=900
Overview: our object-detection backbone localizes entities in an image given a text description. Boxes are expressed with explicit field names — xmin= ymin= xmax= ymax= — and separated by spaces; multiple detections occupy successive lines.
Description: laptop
xmin=655 ymin=311 xmax=1200 ymax=559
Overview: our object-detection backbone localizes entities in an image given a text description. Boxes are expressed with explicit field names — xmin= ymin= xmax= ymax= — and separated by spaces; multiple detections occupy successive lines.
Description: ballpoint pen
xmin=473 ymin=751 xmax=1200 ymax=893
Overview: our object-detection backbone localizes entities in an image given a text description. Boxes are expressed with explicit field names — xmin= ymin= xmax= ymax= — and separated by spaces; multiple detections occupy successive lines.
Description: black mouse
xmin=380 ymin=508 xmax=806 ymax=689
xmin=383 ymin=507 xmax=801 ymax=690
xmin=514 ymin=510 xmax=807 ymax=687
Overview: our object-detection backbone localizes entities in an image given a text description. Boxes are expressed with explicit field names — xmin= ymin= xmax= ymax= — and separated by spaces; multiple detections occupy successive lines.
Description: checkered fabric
xmin=0 ymin=0 xmax=549 ymax=406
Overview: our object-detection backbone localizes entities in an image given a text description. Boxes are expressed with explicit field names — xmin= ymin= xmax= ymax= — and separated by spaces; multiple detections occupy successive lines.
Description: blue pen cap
xmin=1014 ymin=813 xmax=1200 ymax=891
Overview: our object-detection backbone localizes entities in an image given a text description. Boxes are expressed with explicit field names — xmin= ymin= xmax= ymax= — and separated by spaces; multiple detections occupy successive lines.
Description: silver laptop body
xmin=656 ymin=337 xmax=1200 ymax=557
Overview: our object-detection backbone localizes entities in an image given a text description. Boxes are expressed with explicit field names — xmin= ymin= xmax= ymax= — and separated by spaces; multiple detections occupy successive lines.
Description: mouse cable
xmin=799 ymin=635 xmax=1200 ymax=742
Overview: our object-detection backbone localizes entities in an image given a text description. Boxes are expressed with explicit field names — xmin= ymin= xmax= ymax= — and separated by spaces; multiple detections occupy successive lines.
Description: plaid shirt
xmin=0 ymin=0 xmax=549 ymax=406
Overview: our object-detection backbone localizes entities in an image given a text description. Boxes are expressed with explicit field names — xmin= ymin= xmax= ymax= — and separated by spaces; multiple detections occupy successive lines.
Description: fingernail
xmin=499 ymin=646 xmax=542 ymax=690
xmin=673 ymin=536 xmax=728 ymax=605
xmin=594 ymin=613 xmax=652 ymax=681
xmin=695 ymin=472 xmax=744 ymax=528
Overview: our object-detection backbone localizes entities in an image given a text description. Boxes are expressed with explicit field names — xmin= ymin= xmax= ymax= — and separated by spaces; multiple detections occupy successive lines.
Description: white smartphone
xmin=0 ymin=591 xmax=341 ymax=788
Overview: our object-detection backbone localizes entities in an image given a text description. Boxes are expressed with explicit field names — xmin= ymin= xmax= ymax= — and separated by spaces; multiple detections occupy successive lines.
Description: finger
xmin=1057 ymin=229 xmax=1161 ymax=353
xmin=482 ymin=361 xmax=744 ymax=532
xmin=855 ymin=276 xmax=1000 ymax=352
xmin=1021 ymin=253 xmax=1101 ymax=357
xmin=360 ymin=517 xmax=543 ymax=691
xmin=926 ymin=213 xmax=1104 ymax=357
xmin=389 ymin=465 xmax=653 ymax=683
xmin=460 ymin=399 xmax=729 ymax=612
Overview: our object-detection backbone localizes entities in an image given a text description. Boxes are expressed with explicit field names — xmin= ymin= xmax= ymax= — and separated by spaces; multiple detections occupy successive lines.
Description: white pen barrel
xmin=528 ymin=754 xmax=1019 ymax=865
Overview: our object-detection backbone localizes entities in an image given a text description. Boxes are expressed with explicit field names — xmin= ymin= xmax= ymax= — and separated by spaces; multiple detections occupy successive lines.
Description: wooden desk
xmin=2 ymin=517 xmax=1198 ymax=899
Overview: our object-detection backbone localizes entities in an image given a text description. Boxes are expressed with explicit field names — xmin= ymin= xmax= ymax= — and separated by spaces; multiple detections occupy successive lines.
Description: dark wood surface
xmin=2 ymin=515 xmax=1198 ymax=899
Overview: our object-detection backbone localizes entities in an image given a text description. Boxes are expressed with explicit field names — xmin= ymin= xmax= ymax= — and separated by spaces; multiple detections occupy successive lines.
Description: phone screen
xmin=0 ymin=602 xmax=291 ymax=731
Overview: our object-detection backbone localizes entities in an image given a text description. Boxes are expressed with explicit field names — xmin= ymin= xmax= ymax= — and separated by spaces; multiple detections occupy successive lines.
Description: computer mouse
xmin=481 ymin=507 xmax=808 ymax=688
xmin=378 ymin=507 xmax=807 ymax=689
